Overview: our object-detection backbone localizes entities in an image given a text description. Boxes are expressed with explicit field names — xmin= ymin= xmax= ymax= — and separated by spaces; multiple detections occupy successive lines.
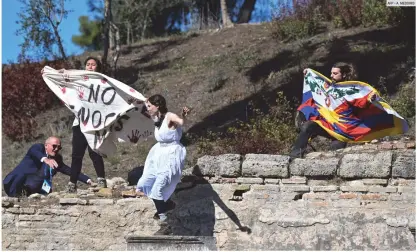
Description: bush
xmin=271 ymin=1 xmax=322 ymax=41
xmin=2 ymin=60 xmax=70 ymax=141
xmin=196 ymin=92 xmax=298 ymax=155
xmin=270 ymin=0 xmax=412 ymax=37
xmin=361 ymin=0 xmax=405 ymax=27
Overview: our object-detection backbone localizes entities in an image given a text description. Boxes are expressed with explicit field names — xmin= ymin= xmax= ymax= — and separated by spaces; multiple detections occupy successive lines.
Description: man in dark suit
xmin=3 ymin=136 xmax=92 ymax=197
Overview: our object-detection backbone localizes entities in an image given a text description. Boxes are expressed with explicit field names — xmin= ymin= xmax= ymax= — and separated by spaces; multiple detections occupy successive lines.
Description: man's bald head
xmin=44 ymin=136 xmax=62 ymax=157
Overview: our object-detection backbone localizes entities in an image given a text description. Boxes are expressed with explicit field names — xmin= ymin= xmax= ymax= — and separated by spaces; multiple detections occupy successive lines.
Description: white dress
xmin=136 ymin=113 xmax=186 ymax=201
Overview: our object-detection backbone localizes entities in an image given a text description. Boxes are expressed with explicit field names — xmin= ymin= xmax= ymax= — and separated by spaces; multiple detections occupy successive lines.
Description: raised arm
xmin=167 ymin=107 xmax=190 ymax=128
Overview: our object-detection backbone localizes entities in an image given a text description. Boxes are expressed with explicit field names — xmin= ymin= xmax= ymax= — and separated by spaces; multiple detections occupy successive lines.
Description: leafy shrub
xmin=384 ymin=76 xmax=416 ymax=121
xmin=271 ymin=1 xmax=322 ymax=41
xmin=361 ymin=0 xmax=404 ymax=27
xmin=196 ymin=92 xmax=298 ymax=155
xmin=271 ymin=0 xmax=411 ymax=37
xmin=2 ymin=60 xmax=70 ymax=141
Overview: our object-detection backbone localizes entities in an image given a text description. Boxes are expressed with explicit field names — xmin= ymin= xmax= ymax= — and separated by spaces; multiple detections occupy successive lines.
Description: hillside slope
xmin=2 ymin=23 xmax=415 ymax=192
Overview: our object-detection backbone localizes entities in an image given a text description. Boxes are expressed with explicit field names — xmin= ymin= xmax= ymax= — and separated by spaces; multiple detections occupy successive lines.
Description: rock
xmin=28 ymin=193 xmax=44 ymax=199
xmin=107 ymin=177 xmax=127 ymax=188
xmin=392 ymin=150 xmax=415 ymax=178
xmin=242 ymin=154 xmax=289 ymax=178
xmin=59 ymin=198 xmax=87 ymax=205
xmin=196 ymin=154 xmax=242 ymax=177
xmin=290 ymin=158 xmax=339 ymax=176
xmin=339 ymin=152 xmax=392 ymax=178
xmin=47 ymin=192 xmax=60 ymax=198
xmin=96 ymin=188 xmax=113 ymax=197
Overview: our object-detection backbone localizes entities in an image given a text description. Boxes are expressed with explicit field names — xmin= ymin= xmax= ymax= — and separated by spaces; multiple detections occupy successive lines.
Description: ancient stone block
xmin=339 ymin=152 xmax=392 ymax=178
xmin=242 ymin=154 xmax=289 ymax=178
xmin=392 ymin=150 xmax=415 ymax=178
xmin=290 ymin=158 xmax=339 ymax=176
xmin=59 ymin=198 xmax=87 ymax=205
xmin=235 ymin=177 xmax=263 ymax=184
xmin=196 ymin=154 xmax=242 ymax=177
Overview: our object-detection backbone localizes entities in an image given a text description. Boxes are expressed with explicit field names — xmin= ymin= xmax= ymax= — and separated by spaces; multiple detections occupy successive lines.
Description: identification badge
xmin=41 ymin=179 xmax=51 ymax=194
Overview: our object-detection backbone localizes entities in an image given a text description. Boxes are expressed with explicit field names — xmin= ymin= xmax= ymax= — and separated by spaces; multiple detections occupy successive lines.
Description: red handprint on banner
xmin=76 ymin=86 xmax=85 ymax=99
xmin=127 ymin=130 xmax=140 ymax=143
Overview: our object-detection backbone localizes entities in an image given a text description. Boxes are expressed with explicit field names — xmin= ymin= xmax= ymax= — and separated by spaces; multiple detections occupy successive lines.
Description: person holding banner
xmin=290 ymin=62 xmax=407 ymax=159
xmin=42 ymin=56 xmax=156 ymax=193
xmin=136 ymin=94 xmax=190 ymax=235
xmin=65 ymin=56 xmax=107 ymax=193
xmin=3 ymin=137 xmax=92 ymax=197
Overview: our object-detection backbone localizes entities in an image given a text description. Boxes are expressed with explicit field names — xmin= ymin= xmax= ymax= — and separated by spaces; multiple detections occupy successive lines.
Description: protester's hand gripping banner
xmin=42 ymin=66 xmax=154 ymax=157
xmin=297 ymin=69 xmax=409 ymax=142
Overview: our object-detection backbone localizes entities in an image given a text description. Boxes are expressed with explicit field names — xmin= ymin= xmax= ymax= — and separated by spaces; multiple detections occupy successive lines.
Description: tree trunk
xmin=110 ymin=22 xmax=120 ymax=77
xmin=102 ymin=0 xmax=112 ymax=69
xmin=141 ymin=9 xmax=150 ymax=40
xmin=127 ymin=22 xmax=131 ymax=45
xmin=236 ymin=0 xmax=256 ymax=24
xmin=220 ymin=0 xmax=233 ymax=28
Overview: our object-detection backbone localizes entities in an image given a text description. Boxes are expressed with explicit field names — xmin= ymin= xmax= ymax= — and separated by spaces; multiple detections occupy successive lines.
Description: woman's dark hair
xmin=333 ymin=62 xmax=358 ymax=81
xmin=84 ymin=56 xmax=102 ymax=73
xmin=148 ymin=94 xmax=168 ymax=128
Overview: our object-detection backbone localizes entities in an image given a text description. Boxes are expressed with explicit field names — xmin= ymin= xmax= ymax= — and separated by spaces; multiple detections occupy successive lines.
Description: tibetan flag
xmin=297 ymin=69 xmax=408 ymax=142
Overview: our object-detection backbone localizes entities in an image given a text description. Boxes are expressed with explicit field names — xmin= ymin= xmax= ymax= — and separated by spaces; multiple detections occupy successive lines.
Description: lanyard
xmin=44 ymin=163 xmax=53 ymax=182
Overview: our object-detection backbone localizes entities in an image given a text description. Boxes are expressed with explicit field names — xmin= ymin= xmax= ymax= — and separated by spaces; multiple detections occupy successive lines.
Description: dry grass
xmin=3 ymin=22 xmax=415 ymax=193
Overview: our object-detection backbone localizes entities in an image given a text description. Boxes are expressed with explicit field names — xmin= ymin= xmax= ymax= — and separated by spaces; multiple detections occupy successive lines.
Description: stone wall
xmin=2 ymin=141 xmax=416 ymax=250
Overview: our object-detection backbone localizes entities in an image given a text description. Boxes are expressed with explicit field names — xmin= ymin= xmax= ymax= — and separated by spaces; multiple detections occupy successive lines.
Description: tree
xmin=72 ymin=16 xmax=103 ymax=50
xmin=236 ymin=0 xmax=256 ymax=23
xmin=16 ymin=0 xmax=70 ymax=61
xmin=220 ymin=0 xmax=233 ymax=27
xmin=102 ymin=0 xmax=112 ymax=67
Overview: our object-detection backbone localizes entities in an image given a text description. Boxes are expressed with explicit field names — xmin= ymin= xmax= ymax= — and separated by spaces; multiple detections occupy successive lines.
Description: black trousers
xmin=290 ymin=121 xmax=346 ymax=158
xmin=70 ymin=125 xmax=105 ymax=184
xmin=153 ymin=199 xmax=175 ymax=214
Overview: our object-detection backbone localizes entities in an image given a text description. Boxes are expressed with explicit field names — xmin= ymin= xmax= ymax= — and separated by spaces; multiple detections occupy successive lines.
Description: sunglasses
xmin=51 ymin=144 xmax=62 ymax=151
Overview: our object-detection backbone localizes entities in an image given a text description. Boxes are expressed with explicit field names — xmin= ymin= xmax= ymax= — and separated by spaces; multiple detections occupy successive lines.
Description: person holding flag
xmin=290 ymin=62 xmax=408 ymax=158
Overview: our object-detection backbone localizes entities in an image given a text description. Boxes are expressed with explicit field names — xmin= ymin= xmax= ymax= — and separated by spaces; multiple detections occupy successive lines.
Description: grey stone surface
xmin=197 ymin=154 xmax=242 ymax=177
xmin=88 ymin=199 xmax=115 ymax=205
xmin=311 ymin=185 xmax=339 ymax=192
xmin=392 ymin=150 xmax=416 ymax=178
xmin=235 ymin=177 xmax=263 ymax=184
xmin=368 ymin=186 xmax=397 ymax=193
xmin=59 ymin=198 xmax=88 ymax=205
xmin=2 ymin=146 xmax=416 ymax=251
xmin=264 ymin=178 xmax=280 ymax=184
xmin=362 ymin=179 xmax=388 ymax=185
xmin=339 ymin=152 xmax=392 ymax=178
xmin=242 ymin=154 xmax=289 ymax=178
xmin=126 ymin=236 xmax=217 ymax=251
xmin=280 ymin=185 xmax=310 ymax=192
xmin=290 ymin=158 xmax=339 ymax=176
xmin=281 ymin=176 xmax=307 ymax=184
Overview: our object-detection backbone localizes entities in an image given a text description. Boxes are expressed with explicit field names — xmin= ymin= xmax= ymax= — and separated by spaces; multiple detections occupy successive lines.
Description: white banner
xmin=42 ymin=66 xmax=154 ymax=157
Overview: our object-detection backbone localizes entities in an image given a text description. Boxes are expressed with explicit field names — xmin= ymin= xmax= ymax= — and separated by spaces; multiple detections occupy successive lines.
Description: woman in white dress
xmin=136 ymin=94 xmax=189 ymax=235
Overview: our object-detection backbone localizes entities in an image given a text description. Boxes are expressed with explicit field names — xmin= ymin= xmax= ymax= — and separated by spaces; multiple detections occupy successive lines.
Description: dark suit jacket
xmin=3 ymin=143 xmax=90 ymax=196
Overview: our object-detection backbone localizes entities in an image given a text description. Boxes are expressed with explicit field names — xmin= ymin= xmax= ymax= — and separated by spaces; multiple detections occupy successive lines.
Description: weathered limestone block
xmin=242 ymin=154 xmax=289 ymax=178
xmin=89 ymin=199 xmax=115 ymax=205
xmin=236 ymin=177 xmax=263 ymax=184
xmin=392 ymin=150 xmax=415 ymax=178
xmin=196 ymin=154 xmax=242 ymax=177
xmin=2 ymin=214 xmax=16 ymax=228
xmin=281 ymin=176 xmax=307 ymax=184
xmin=290 ymin=158 xmax=339 ymax=176
xmin=59 ymin=198 xmax=88 ymax=205
xmin=339 ymin=152 xmax=392 ymax=178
